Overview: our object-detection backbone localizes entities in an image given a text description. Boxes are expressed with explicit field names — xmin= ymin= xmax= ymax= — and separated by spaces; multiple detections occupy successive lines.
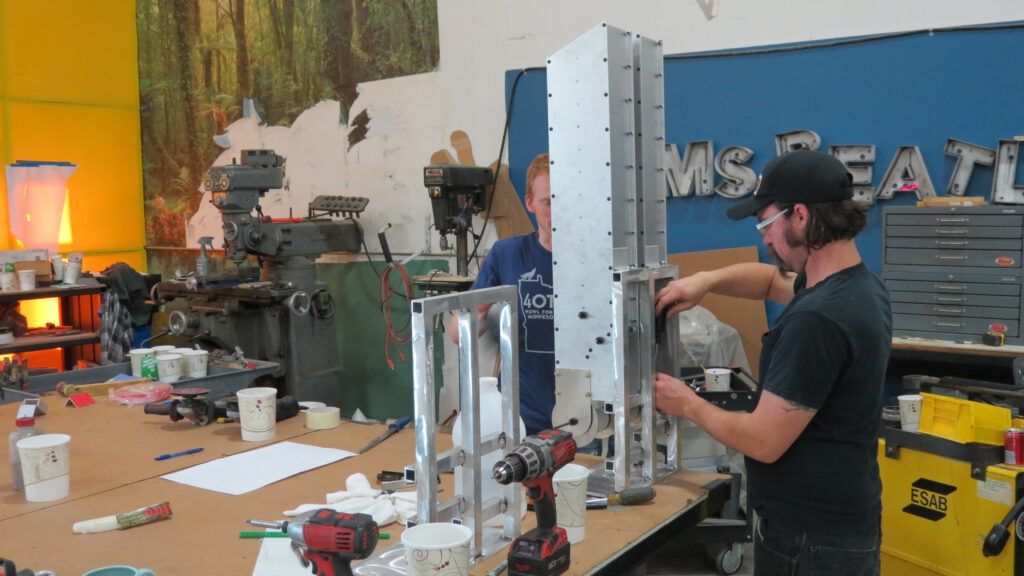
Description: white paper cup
xmin=17 ymin=270 xmax=35 ymax=291
xmin=150 ymin=345 xmax=175 ymax=355
xmin=553 ymin=463 xmax=589 ymax=544
xmin=0 ymin=272 xmax=15 ymax=292
xmin=237 ymin=387 xmax=278 ymax=441
xmin=18 ymin=433 xmax=71 ymax=502
xmin=898 ymin=394 xmax=923 ymax=432
xmin=704 ymin=367 xmax=732 ymax=392
xmin=63 ymin=261 xmax=82 ymax=284
xmin=155 ymin=353 xmax=183 ymax=383
xmin=128 ymin=348 xmax=155 ymax=377
xmin=182 ymin=349 xmax=208 ymax=378
xmin=51 ymin=256 xmax=64 ymax=282
xmin=402 ymin=522 xmax=473 ymax=576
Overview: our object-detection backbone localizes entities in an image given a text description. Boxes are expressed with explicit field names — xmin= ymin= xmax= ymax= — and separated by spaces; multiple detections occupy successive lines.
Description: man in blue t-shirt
xmin=654 ymin=151 xmax=891 ymax=576
xmin=448 ymin=153 xmax=555 ymax=435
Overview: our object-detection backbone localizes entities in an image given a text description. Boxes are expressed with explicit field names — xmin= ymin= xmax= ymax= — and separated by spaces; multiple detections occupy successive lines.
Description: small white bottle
xmin=452 ymin=377 xmax=527 ymax=526
xmin=9 ymin=416 xmax=40 ymax=491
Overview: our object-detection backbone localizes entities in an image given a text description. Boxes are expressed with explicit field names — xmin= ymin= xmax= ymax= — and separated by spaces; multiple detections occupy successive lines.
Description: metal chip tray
xmin=24 ymin=359 xmax=280 ymax=398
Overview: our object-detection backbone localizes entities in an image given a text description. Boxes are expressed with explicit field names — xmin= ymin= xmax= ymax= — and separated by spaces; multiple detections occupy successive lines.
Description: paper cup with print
xmin=51 ymin=256 xmax=64 ymax=282
xmin=237 ymin=387 xmax=278 ymax=441
xmin=17 ymin=270 xmax=35 ymax=291
xmin=703 ymin=367 xmax=732 ymax=392
xmin=18 ymin=433 xmax=71 ymax=502
xmin=0 ymin=272 xmax=14 ymax=292
xmin=553 ymin=463 xmax=589 ymax=544
xmin=63 ymin=261 xmax=82 ymax=284
xmin=128 ymin=348 xmax=155 ymax=377
xmin=156 ymin=353 xmax=183 ymax=383
xmin=898 ymin=394 xmax=923 ymax=432
xmin=182 ymin=349 xmax=209 ymax=378
xmin=402 ymin=522 xmax=473 ymax=576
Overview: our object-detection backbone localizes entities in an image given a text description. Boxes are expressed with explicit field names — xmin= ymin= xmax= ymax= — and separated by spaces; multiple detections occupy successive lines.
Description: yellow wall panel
xmin=2 ymin=0 xmax=138 ymax=107
xmin=6 ymin=100 xmax=144 ymax=253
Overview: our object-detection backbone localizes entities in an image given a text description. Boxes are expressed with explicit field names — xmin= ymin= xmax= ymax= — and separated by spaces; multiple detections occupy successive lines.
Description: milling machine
xmin=153 ymin=149 xmax=368 ymax=406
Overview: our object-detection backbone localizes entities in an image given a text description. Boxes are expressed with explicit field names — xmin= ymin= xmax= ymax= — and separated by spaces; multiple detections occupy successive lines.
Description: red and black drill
xmin=247 ymin=509 xmax=378 ymax=576
xmin=492 ymin=428 xmax=577 ymax=576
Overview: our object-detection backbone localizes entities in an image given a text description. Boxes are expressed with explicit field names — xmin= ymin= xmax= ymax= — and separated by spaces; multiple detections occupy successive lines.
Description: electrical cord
xmin=464 ymin=66 xmax=543 ymax=272
xmin=380 ymin=260 xmax=414 ymax=369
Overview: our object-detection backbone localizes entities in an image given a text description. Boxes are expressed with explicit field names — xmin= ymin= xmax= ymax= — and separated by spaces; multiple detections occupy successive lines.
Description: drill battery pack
xmin=508 ymin=527 xmax=571 ymax=576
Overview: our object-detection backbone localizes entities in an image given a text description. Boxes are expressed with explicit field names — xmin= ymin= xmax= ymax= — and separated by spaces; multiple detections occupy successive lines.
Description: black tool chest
xmin=882 ymin=205 xmax=1024 ymax=344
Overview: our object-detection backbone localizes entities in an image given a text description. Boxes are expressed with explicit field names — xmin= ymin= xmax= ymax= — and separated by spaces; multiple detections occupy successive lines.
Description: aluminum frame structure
xmin=548 ymin=23 xmax=681 ymax=494
xmin=408 ymin=285 xmax=523 ymax=561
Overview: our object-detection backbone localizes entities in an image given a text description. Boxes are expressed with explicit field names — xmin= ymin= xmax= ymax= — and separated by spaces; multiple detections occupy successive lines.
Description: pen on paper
xmin=154 ymin=447 xmax=204 ymax=461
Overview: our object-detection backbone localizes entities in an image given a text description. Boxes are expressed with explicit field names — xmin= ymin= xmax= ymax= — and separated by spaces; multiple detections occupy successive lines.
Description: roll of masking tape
xmin=299 ymin=401 xmax=327 ymax=410
xmin=306 ymin=406 xmax=341 ymax=430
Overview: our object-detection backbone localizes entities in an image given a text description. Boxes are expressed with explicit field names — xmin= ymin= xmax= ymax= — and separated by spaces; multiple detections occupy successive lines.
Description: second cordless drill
xmin=247 ymin=509 xmax=378 ymax=576
xmin=492 ymin=428 xmax=577 ymax=576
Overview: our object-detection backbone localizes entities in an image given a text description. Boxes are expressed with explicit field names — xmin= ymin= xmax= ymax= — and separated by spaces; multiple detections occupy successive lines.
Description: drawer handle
xmin=934 ymin=321 xmax=965 ymax=328
xmin=936 ymin=229 xmax=968 ymax=235
xmin=934 ymin=255 xmax=968 ymax=260
xmin=933 ymin=307 xmax=965 ymax=314
xmin=936 ymin=241 xmax=968 ymax=246
xmin=937 ymin=217 xmax=969 ymax=223
xmin=935 ymin=296 xmax=966 ymax=303
xmin=934 ymin=284 xmax=966 ymax=291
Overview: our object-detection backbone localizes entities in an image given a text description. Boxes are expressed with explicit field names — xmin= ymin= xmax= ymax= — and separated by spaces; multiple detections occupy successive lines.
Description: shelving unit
xmin=0 ymin=277 xmax=104 ymax=369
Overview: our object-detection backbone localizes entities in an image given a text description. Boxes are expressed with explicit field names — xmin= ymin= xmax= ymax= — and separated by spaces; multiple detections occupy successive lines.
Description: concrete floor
xmin=644 ymin=542 xmax=754 ymax=576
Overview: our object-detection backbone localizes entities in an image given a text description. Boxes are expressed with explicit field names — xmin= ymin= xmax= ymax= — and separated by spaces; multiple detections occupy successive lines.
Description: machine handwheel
xmin=715 ymin=543 xmax=743 ymax=575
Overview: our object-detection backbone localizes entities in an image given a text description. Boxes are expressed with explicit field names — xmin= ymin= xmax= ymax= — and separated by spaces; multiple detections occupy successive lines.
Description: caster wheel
xmin=716 ymin=543 xmax=743 ymax=575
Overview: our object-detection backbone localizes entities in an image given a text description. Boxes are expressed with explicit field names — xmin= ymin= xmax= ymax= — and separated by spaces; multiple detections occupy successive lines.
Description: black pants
xmin=754 ymin=515 xmax=880 ymax=576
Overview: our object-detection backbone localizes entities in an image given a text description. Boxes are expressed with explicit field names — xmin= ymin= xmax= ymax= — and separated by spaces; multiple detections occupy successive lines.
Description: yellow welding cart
xmin=879 ymin=393 xmax=1024 ymax=575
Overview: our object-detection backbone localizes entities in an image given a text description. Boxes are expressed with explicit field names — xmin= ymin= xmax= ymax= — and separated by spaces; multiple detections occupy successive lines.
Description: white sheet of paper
xmin=162 ymin=441 xmax=355 ymax=495
xmin=252 ymin=530 xmax=310 ymax=576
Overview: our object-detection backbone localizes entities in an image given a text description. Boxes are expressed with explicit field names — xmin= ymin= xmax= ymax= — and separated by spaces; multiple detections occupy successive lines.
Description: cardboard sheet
xmin=668 ymin=246 xmax=769 ymax=378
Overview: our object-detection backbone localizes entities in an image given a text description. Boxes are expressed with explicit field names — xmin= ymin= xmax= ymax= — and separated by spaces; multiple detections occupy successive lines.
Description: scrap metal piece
xmin=944 ymin=138 xmax=995 ymax=197
xmin=992 ymin=139 xmax=1024 ymax=204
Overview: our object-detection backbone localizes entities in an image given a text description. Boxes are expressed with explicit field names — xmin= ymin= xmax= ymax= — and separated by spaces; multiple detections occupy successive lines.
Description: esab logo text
xmin=904 ymin=478 xmax=957 ymax=521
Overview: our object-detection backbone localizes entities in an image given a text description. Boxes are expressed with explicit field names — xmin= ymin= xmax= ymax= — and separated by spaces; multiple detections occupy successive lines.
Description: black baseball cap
xmin=726 ymin=150 xmax=853 ymax=220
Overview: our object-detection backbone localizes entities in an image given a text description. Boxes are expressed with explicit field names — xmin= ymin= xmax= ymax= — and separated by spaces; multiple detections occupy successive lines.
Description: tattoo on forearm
xmin=781 ymin=399 xmax=815 ymax=413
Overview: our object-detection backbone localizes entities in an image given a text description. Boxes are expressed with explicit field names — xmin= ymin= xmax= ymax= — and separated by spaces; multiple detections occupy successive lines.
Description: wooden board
xmin=668 ymin=246 xmax=769 ymax=378
xmin=0 ymin=399 xmax=725 ymax=575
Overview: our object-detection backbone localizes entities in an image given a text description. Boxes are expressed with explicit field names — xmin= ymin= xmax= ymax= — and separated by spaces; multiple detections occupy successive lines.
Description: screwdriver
xmin=586 ymin=485 xmax=656 ymax=509
xmin=356 ymin=416 xmax=412 ymax=454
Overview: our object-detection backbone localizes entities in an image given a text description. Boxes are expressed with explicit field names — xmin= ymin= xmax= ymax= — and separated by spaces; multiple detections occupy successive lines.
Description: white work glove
xmin=283 ymin=473 xmax=414 ymax=527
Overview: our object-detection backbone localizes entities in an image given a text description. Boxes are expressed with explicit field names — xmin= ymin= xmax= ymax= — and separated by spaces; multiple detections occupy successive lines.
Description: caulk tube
xmin=73 ymin=501 xmax=173 ymax=534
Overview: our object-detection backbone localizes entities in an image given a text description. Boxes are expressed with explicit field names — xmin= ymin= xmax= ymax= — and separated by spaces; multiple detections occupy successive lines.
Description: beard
xmin=770 ymin=226 xmax=808 ymax=274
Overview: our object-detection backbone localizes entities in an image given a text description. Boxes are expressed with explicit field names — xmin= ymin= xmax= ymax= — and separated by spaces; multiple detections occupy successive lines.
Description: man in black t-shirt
xmin=654 ymin=150 xmax=891 ymax=576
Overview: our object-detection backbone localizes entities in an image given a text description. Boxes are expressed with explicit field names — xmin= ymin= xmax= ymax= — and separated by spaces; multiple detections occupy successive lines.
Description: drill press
xmin=492 ymin=428 xmax=577 ymax=576
xmin=154 ymin=150 xmax=368 ymax=406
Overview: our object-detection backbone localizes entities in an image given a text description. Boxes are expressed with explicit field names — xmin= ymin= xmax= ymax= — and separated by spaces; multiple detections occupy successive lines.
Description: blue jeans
xmin=754 ymin=515 xmax=880 ymax=576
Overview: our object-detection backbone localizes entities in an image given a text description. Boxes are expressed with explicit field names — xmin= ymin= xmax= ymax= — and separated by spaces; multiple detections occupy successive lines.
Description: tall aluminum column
xmin=549 ymin=23 xmax=681 ymax=493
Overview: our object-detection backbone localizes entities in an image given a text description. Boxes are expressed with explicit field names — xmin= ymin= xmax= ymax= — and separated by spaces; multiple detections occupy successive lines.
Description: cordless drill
xmin=247 ymin=509 xmax=378 ymax=576
xmin=492 ymin=428 xmax=577 ymax=576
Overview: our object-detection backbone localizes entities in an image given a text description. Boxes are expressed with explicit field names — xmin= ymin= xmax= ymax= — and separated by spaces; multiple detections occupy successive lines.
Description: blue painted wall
xmin=506 ymin=23 xmax=1024 ymax=323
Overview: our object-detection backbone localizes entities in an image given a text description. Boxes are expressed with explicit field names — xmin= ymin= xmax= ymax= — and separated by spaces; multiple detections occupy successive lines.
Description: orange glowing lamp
xmin=5 ymin=161 xmax=77 ymax=253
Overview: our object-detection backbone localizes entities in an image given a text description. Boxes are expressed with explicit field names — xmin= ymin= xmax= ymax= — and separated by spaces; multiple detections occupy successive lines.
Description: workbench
xmin=889 ymin=335 xmax=1024 ymax=384
xmin=0 ymin=398 xmax=728 ymax=575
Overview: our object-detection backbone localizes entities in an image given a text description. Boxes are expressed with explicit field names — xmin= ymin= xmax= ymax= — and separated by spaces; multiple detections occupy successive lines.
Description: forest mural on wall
xmin=137 ymin=0 xmax=440 ymax=271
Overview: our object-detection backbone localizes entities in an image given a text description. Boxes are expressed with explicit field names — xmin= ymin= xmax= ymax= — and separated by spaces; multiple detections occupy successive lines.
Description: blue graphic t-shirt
xmin=471 ymin=233 xmax=554 ymax=434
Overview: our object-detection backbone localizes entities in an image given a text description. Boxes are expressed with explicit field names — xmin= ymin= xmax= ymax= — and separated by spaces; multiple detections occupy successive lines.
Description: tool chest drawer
xmin=888 ymin=290 xmax=1020 ymax=308
xmin=882 ymin=232 xmax=1024 ymax=343
xmin=885 ymin=225 xmax=1022 ymax=239
xmin=885 ymin=237 xmax=1021 ymax=250
xmin=886 ymin=213 xmax=1024 ymax=227
xmin=892 ymin=314 xmax=1018 ymax=337
xmin=885 ymin=248 xmax=1022 ymax=268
